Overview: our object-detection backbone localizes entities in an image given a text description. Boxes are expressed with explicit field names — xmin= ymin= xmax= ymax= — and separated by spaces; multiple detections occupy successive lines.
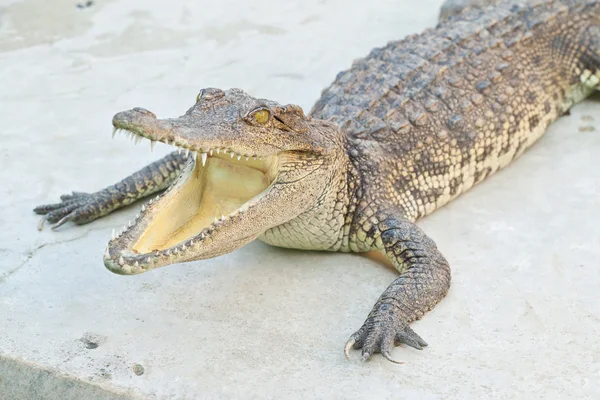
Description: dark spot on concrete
xmin=98 ymin=368 xmax=112 ymax=380
xmin=83 ymin=339 xmax=98 ymax=349
xmin=578 ymin=125 xmax=595 ymax=132
xmin=132 ymin=364 xmax=145 ymax=376
xmin=76 ymin=0 xmax=94 ymax=9
xmin=80 ymin=332 xmax=106 ymax=350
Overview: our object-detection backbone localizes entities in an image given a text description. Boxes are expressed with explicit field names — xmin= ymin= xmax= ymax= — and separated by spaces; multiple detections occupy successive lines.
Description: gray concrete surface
xmin=1 ymin=0 xmax=599 ymax=399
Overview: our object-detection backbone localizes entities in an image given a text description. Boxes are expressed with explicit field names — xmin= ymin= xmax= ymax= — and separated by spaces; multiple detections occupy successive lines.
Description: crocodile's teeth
xmin=134 ymin=261 xmax=139 ymax=267
xmin=230 ymin=151 xmax=235 ymax=158
xmin=201 ymin=233 xmax=205 ymax=239
xmin=134 ymin=135 xmax=142 ymax=145
xmin=128 ymin=220 xmax=132 ymax=227
xmin=150 ymin=140 xmax=156 ymax=151
xmin=104 ymin=247 xmax=110 ymax=258
xmin=192 ymin=151 xmax=197 ymax=161
xmin=221 ymin=215 xmax=225 ymax=220
xmin=111 ymin=228 xmax=116 ymax=240
xmin=165 ymin=250 xmax=171 ymax=255
xmin=201 ymin=152 xmax=207 ymax=166
xmin=237 ymin=155 xmax=241 ymax=160
xmin=183 ymin=148 xmax=189 ymax=157
xmin=177 ymin=147 xmax=182 ymax=155
xmin=141 ymin=204 xmax=146 ymax=211
xmin=118 ymin=256 xmax=125 ymax=266
xmin=112 ymin=127 xmax=117 ymax=139
xmin=216 ymin=148 xmax=221 ymax=154
xmin=173 ymin=248 xmax=178 ymax=254
xmin=209 ymin=149 xmax=213 ymax=156
xmin=214 ymin=217 xmax=219 ymax=223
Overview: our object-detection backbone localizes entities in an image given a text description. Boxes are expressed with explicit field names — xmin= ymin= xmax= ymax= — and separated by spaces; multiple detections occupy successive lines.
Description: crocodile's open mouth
xmin=104 ymin=129 xmax=280 ymax=274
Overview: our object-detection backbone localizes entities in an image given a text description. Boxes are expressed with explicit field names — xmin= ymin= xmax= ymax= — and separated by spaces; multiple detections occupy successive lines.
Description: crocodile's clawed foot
xmin=34 ymin=191 xmax=98 ymax=230
xmin=344 ymin=317 xmax=427 ymax=364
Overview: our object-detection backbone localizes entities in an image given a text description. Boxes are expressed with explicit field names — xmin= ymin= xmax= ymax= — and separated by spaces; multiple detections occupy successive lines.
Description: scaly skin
xmin=35 ymin=0 xmax=600 ymax=363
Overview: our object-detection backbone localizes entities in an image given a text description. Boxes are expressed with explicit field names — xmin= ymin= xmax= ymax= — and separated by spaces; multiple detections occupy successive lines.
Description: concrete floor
xmin=1 ymin=0 xmax=599 ymax=399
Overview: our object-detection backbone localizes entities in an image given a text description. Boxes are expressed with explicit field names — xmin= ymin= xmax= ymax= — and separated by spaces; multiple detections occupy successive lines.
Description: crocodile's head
xmin=104 ymin=88 xmax=344 ymax=274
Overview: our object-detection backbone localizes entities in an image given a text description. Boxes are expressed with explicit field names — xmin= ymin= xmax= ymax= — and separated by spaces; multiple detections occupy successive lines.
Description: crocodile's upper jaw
xmin=103 ymin=88 xmax=344 ymax=274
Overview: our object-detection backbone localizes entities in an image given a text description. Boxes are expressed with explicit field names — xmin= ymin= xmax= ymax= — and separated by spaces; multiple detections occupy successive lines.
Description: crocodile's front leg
xmin=34 ymin=151 xmax=189 ymax=229
xmin=345 ymin=209 xmax=451 ymax=363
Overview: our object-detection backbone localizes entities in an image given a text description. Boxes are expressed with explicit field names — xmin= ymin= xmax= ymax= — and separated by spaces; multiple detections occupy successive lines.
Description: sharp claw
xmin=344 ymin=338 xmax=356 ymax=361
xmin=381 ymin=351 xmax=404 ymax=365
xmin=360 ymin=351 xmax=372 ymax=362
xmin=51 ymin=213 xmax=74 ymax=230
xmin=37 ymin=216 xmax=46 ymax=231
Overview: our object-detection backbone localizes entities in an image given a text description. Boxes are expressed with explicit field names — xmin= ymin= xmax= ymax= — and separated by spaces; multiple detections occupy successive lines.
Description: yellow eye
xmin=253 ymin=109 xmax=270 ymax=124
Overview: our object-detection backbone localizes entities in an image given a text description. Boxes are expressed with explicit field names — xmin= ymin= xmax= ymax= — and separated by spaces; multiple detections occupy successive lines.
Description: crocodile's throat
xmin=104 ymin=130 xmax=280 ymax=274
xmin=132 ymin=154 xmax=277 ymax=253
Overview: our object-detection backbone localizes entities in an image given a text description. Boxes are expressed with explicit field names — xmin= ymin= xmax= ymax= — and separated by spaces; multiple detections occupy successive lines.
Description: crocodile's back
xmin=311 ymin=0 xmax=600 ymax=220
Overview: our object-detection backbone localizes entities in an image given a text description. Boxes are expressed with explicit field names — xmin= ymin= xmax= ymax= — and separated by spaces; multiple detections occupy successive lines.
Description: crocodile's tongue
xmin=132 ymin=155 xmax=272 ymax=253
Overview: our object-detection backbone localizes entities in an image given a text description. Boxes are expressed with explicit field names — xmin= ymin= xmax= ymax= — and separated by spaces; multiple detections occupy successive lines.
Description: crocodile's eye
xmin=252 ymin=109 xmax=270 ymax=124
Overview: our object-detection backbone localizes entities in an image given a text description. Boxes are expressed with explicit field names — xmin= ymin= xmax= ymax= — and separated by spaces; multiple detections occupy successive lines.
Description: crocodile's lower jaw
xmin=104 ymin=151 xmax=279 ymax=274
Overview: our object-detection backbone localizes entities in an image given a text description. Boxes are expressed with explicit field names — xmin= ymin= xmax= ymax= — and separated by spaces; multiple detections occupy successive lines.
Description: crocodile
xmin=34 ymin=0 xmax=600 ymax=363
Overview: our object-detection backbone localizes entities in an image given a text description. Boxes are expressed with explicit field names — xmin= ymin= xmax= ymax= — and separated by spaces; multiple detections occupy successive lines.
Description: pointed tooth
xmin=166 ymin=250 xmax=171 ymax=255
xmin=221 ymin=215 xmax=225 ymax=220
xmin=111 ymin=228 xmax=116 ymax=240
xmin=209 ymin=149 xmax=213 ymax=156
xmin=201 ymin=152 xmax=207 ymax=166
xmin=134 ymin=135 xmax=142 ymax=145
xmin=118 ymin=256 xmax=125 ymax=266
xmin=104 ymin=247 xmax=110 ymax=258
xmin=246 ymin=157 xmax=249 ymax=161
xmin=150 ymin=140 xmax=156 ymax=151
xmin=201 ymin=233 xmax=205 ymax=239
xmin=177 ymin=147 xmax=182 ymax=155
xmin=237 ymin=155 xmax=241 ymax=160
xmin=112 ymin=127 xmax=117 ymax=139
xmin=173 ymin=248 xmax=178 ymax=254
xmin=141 ymin=204 xmax=146 ymax=211
xmin=135 ymin=213 xmax=140 ymax=219
xmin=216 ymin=148 xmax=220 ymax=154
xmin=230 ymin=151 xmax=235 ymax=158
xmin=128 ymin=220 xmax=132 ymax=227
xmin=184 ymin=148 xmax=189 ymax=157
xmin=214 ymin=217 xmax=219 ymax=223
xmin=134 ymin=261 xmax=139 ymax=267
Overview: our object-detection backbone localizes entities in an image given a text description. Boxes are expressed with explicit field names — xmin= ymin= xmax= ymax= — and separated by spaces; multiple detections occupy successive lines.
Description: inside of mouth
xmin=131 ymin=154 xmax=276 ymax=253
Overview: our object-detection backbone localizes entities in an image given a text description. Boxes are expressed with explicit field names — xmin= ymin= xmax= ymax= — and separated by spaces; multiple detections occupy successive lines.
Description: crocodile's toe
xmin=34 ymin=191 xmax=98 ymax=230
xmin=344 ymin=309 xmax=428 ymax=364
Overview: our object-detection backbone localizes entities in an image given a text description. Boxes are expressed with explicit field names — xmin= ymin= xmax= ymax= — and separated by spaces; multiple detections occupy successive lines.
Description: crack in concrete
xmin=0 ymin=227 xmax=106 ymax=284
